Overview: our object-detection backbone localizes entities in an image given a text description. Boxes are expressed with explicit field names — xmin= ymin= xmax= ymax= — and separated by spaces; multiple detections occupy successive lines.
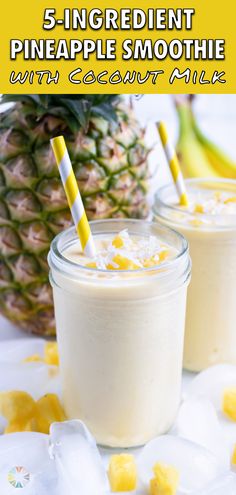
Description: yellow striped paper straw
xmin=157 ymin=121 xmax=189 ymax=206
xmin=51 ymin=136 xmax=96 ymax=258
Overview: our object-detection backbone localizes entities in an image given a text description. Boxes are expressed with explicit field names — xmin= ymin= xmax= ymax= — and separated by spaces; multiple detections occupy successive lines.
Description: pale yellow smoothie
xmin=154 ymin=179 xmax=236 ymax=372
xmin=48 ymin=220 xmax=190 ymax=447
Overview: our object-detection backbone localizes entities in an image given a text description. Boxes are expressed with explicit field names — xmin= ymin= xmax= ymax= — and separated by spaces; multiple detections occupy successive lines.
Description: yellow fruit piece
xmin=0 ymin=391 xmax=36 ymax=422
xmin=44 ymin=342 xmax=59 ymax=366
xmin=112 ymin=236 xmax=124 ymax=248
xmin=107 ymin=254 xmax=140 ymax=271
xmin=5 ymin=418 xmax=35 ymax=434
xmin=24 ymin=354 xmax=43 ymax=363
xmin=231 ymin=445 xmax=236 ymax=466
xmin=159 ymin=250 xmax=169 ymax=262
xmin=194 ymin=204 xmax=204 ymax=214
xmin=143 ymin=257 xmax=156 ymax=268
xmin=86 ymin=261 xmax=97 ymax=268
xmin=36 ymin=394 xmax=66 ymax=434
xmin=149 ymin=463 xmax=179 ymax=495
xmin=0 ymin=390 xmax=66 ymax=434
xmin=143 ymin=250 xmax=170 ymax=268
xmin=0 ymin=391 xmax=37 ymax=434
xmin=189 ymin=218 xmax=203 ymax=227
xmin=24 ymin=342 xmax=59 ymax=366
xmin=222 ymin=388 xmax=236 ymax=421
xmin=108 ymin=454 xmax=137 ymax=492
xmin=224 ymin=197 xmax=236 ymax=204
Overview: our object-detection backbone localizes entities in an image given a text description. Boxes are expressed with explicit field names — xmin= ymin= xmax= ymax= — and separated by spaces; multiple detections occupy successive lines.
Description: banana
xmin=191 ymin=113 xmax=236 ymax=179
xmin=176 ymin=102 xmax=220 ymax=178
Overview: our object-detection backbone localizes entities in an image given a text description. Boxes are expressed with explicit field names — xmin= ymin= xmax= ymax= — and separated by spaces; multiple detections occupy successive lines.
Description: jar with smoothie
xmin=48 ymin=219 xmax=190 ymax=448
xmin=153 ymin=178 xmax=236 ymax=372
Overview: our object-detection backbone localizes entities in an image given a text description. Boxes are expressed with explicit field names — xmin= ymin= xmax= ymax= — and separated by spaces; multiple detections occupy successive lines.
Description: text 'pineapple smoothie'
xmin=48 ymin=219 xmax=190 ymax=448
xmin=154 ymin=178 xmax=236 ymax=372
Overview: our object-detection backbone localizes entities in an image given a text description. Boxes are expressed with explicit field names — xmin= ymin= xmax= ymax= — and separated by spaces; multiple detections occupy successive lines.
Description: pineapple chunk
xmin=143 ymin=257 xmax=156 ymax=268
xmin=36 ymin=393 xmax=66 ymax=434
xmin=0 ymin=391 xmax=36 ymax=433
xmin=24 ymin=354 xmax=43 ymax=363
xmin=159 ymin=250 xmax=169 ymax=262
xmin=44 ymin=342 xmax=59 ymax=366
xmin=143 ymin=250 xmax=169 ymax=268
xmin=231 ymin=445 xmax=236 ymax=466
xmin=222 ymin=388 xmax=236 ymax=421
xmin=112 ymin=236 xmax=124 ymax=248
xmin=107 ymin=254 xmax=140 ymax=271
xmin=0 ymin=390 xmax=66 ymax=434
xmin=4 ymin=418 xmax=35 ymax=433
xmin=24 ymin=342 xmax=59 ymax=366
xmin=194 ymin=203 xmax=204 ymax=214
xmin=149 ymin=463 xmax=179 ymax=495
xmin=108 ymin=454 xmax=137 ymax=492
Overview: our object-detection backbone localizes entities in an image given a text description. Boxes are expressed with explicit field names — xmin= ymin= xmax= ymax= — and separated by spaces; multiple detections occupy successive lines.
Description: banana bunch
xmin=175 ymin=96 xmax=236 ymax=179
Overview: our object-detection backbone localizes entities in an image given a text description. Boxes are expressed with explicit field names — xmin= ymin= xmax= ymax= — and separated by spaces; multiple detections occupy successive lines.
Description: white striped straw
xmin=51 ymin=136 xmax=96 ymax=258
xmin=157 ymin=121 xmax=189 ymax=206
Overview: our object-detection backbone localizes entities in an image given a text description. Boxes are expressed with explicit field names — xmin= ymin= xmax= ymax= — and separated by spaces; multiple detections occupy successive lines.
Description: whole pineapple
xmin=0 ymin=95 xmax=150 ymax=335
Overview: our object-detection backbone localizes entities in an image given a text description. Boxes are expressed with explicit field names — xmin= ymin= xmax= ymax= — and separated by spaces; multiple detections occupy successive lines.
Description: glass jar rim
xmin=154 ymin=178 xmax=236 ymax=231
xmin=48 ymin=218 xmax=189 ymax=280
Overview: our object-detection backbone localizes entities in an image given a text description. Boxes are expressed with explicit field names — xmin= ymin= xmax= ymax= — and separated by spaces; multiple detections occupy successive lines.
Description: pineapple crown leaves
xmin=1 ymin=94 xmax=120 ymax=133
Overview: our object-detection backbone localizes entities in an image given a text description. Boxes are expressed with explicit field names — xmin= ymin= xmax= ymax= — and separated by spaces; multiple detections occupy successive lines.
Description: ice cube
xmin=174 ymin=398 xmax=229 ymax=467
xmin=138 ymin=435 xmax=223 ymax=494
xmin=50 ymin=420 xmax=109 ymax=495
xmin=0 ymin=361 xmax=60 ymax=400
xmin=186 ymin=364 xmax=236 ymax=410
xmin=192 ymin=472 xmax=236 ymax=495
xmin=217 ymin=414 xmax=236 ymax=452
xmin=184 ymin=366 xmax=236 ymax=458
xmin=0 ymin=431 xmax=57 ymax=495
xmin=0 ymin=339 xmax=45 ymax=363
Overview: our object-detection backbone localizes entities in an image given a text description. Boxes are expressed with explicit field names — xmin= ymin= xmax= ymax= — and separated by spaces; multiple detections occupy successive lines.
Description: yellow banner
xmin=1 ymin=0 xmax=235 ymax=93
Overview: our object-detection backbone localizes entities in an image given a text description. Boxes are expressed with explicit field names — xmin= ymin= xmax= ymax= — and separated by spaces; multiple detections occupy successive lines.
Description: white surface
xmin=0 ymin=316 xmax=37 ymax=341
xmin=0 ymin=324 xmax=236 ymax=493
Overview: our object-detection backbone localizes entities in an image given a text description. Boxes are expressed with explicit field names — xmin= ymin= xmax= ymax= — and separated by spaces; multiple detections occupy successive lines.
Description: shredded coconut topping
xmin=175 ymin=189 xmax=236 ymax=227
xmin=63 ymin=230 xmax=177 ymax=271
xmin=93 ymin=229 xmax=167 ymax=270
xmin=187 ymin=191 xmax=236 ymax=216
xmin=82 ymin=229 xmax=175 ymax=270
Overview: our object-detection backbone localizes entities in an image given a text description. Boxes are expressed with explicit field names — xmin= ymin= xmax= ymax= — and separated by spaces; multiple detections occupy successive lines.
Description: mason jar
xmin=153 ymin=178 xmax=236 ymax=372
xmin=48 ymin=219 xmax=191 ymax=447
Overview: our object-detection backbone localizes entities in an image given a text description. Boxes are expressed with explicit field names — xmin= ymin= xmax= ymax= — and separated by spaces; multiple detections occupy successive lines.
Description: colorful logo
xmin=8 ymin=466 xmax=31 ymax=489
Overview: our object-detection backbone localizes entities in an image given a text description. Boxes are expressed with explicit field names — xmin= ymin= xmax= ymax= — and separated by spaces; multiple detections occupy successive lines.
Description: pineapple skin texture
xmin=0 ymin=99 xmax=149 ymax=335
xmin=108 ymin=454 xmax=137 ymax=492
